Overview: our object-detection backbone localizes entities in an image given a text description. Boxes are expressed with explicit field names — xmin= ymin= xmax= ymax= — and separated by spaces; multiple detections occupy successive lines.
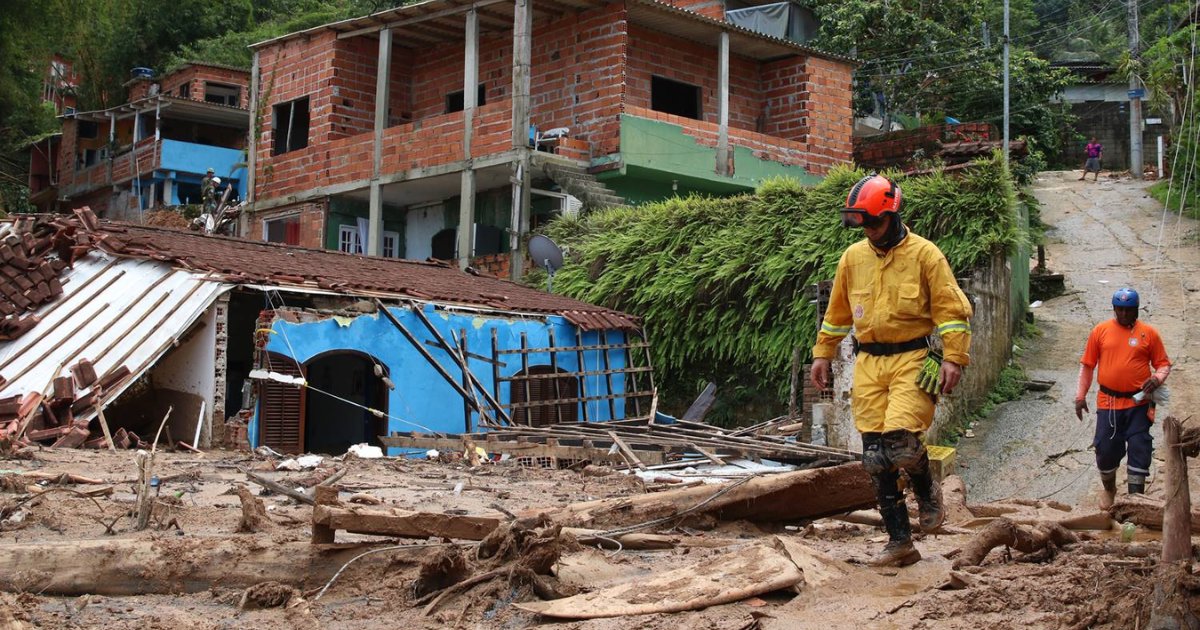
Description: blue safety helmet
xmin=1112 ymin=288 xmax=1139 ymax=308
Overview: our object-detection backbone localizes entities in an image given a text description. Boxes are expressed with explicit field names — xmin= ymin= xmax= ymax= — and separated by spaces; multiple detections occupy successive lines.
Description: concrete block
xmin=926 ymin=445 xmax=956 ymax=481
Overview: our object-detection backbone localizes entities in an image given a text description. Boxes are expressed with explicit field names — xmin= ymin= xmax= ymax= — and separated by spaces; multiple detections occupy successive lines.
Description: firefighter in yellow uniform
xmin=810 ymin=174 xmax=973 ymax=567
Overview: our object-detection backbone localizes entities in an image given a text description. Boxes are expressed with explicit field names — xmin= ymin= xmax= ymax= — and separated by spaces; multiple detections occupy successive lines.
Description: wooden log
xmin=1148 ymin=416 xmax=1200 ymax=630
xmin=1159 ymin=416 xmax=1193 ymax=563
xmin=1110 ymin=494 xmax=1200 ymax=533
xmin=236 ymin=485 xmax=276 ymax=533
xmin=0 ymin=538 xmax=433 ymax=596
xmin=525 ymin=462 xmax=876 ymax=529
xmin=952 ymin=517 xmax=1079 ymax=568
xmin=312 ymin=504 xmax=502 ymax=541
xmin=245 ymin=471 xmax=315 ymax=506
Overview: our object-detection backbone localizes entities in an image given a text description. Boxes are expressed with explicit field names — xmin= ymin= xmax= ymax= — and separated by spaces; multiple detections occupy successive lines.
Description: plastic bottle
xmin=1120 ymin=521 xmax=1136 ymax=543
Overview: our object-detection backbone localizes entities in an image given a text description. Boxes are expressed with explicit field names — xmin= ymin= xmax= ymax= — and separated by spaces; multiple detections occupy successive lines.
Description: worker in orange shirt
xmin=1074 ymin=288 xmax=1171 ymax=509
xmin=810 ymin=174 xmax=973 ymax=567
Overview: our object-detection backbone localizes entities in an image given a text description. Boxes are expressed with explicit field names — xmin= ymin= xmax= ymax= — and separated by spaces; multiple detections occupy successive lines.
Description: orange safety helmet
xmin=842 ymin=174 xmax=902 ymax=228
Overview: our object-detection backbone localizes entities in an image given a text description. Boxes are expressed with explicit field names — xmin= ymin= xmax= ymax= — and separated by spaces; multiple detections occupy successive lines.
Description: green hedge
xmin=543 ymin=154 xmax=1022 ymax=420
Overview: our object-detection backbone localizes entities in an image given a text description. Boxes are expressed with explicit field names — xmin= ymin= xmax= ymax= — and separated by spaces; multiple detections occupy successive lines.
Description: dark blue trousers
xmin=1093 ymin=405 xmax=1153 ymax=480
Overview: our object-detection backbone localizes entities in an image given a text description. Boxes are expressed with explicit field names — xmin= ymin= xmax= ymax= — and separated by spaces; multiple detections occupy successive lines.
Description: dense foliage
xmin=544 ymin=155 xmax=1022 ymax=421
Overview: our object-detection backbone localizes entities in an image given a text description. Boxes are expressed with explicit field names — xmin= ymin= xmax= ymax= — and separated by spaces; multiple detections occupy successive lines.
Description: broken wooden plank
xmin=516 ymin=537 xmax=803 ymax=619
xmin=0 ymin=539 xmax=434 ymax=596
xmin=245 ymin=471 xmax=315 ymax=506
xmin=689 ymin=444 xmax=726 ymax=466
xmin=527 ymin=462 xmax=875 ymax=528
xmin=680 ymin=382 xmax=717 ymax=422
xmin=607 ymin=430 xmax=646 ymax=470
xmin=312 ymin=505 xmax=502 ymax=541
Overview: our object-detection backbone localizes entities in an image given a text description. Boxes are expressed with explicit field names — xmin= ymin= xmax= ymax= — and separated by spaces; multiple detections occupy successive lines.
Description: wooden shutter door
xmin=258 ymin=352 xmax=305 ymax=454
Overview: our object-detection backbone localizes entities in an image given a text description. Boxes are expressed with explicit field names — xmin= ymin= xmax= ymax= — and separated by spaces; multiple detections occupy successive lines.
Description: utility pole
xmin=1128 ymin=0 xmax=1143 ymax=179
xmin=1002 ymin=0 xmax=1010 ymax=165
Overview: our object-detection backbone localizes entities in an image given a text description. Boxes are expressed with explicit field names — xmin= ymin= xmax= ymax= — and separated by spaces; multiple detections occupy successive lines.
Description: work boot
xmin=1100 ymin=476 xmax=1117 ymax=510
xmin=908 ymin=466 xmax=945 ymax=532
xmin=869 ymin=503 xmax=921 ymax=567
xmin=870 ymin=539 xmax=921 ymax=567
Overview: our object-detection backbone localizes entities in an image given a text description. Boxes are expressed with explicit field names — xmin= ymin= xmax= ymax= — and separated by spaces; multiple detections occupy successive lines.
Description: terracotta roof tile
xmin=0 ymin=210 xmax=641 ymax=335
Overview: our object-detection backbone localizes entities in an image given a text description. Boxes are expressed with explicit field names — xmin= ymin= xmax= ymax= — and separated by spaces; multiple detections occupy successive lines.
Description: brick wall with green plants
xmin=541 ymin=153 xmax=1026 ymax=425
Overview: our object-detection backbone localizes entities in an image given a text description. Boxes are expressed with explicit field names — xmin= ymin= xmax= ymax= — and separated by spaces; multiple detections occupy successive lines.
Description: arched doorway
xmin=511 ymin=366 xmax=579 ymax=427
xmin=303 ymin=351 xmax=388 ymax=454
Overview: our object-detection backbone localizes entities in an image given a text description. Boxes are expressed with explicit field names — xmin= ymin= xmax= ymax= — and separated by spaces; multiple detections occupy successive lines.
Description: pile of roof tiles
xmin=0 ymin=215 xmax=88 ymax=341
xmin=0 ymin=359 xmax=144 ymax=450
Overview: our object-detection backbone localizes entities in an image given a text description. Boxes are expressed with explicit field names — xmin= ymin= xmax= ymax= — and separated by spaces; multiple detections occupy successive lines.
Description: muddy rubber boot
xmin=908 ymin=464 xmax=945 ymax=532
xmin=869 ymin=503 xmax=921 ymax=568
xmin=1100 ymin=475 xmax=1117 ymax=510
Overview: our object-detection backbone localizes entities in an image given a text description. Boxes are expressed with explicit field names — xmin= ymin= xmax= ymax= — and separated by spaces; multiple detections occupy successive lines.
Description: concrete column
xmin=457 ymin=9 xmax=479 ymax=270
xmin=163 ymin=175 xmax=174 ymax=206
xmin=368 ymin=27 xmax=393 ymax=256
xmin=509 ymin=0 xmax=532 ymax=281
xmin=716 ymin=31 xmax=730 ymax=176
xmin=244 ymin=51 xmax=259 ymax=237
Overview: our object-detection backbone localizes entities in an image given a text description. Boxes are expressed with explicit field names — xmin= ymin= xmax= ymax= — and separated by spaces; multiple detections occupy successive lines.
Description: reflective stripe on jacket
xmin=812 ymin=229 xmax=974 ymax=366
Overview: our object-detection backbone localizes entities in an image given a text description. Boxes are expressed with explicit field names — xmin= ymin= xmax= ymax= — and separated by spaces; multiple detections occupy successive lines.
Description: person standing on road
xmin=1074 ymin=288 xmax=1171 ymax=509
xmin=1079 ymin=137 xmax=1103 ymax=182
xmin=810 ymin=174 xmax=974 ymax=567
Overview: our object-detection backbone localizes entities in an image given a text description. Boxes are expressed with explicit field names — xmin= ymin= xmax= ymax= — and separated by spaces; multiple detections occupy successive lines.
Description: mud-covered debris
xmin=412 ymin=546 xmax=469 ymax=598
xmin=238 ymin=581 xmax=299 ymax=610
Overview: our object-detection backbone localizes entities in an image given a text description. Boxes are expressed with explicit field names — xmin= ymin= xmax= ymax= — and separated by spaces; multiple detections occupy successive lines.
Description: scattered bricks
xmin=97 ymin=366 xmax=131 ymax=392
xmin=52 ymin=376 xmax=75 ymax=402
xmin=71 ymin=359 xmax=98 ymax=389
xmin=70 ymin=391 xmax=97 ymax=415
xmin=27 ymin=426 xmax=70 ymax=442
xmin=42 ymin=403 xmax=60 ymax=427
xmin=113 ymin=427 xmax=131 ymax=449
xmin=84 ymin=435 xmax=108 ymax=449
xmin=0 ymin=396 xmax=21 ymax=416
xmin=17 ymin=392 xmax=43 ymax=419
xmin=51 ymin=426 xmax=90 ymax=448
xmin=26 ymin=410 xmax=47 ymax=433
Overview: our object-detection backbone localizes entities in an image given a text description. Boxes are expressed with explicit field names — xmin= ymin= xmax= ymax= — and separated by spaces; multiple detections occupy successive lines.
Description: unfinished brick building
xmin=247 ymin=0 xmax=854 ymax=277
xmin=49 ymin=62 xmax=250 ymax=219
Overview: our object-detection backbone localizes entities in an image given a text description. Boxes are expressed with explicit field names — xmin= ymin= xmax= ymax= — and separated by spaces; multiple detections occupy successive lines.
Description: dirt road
xmin=957 ymin=171 xmax=1200 ymax=506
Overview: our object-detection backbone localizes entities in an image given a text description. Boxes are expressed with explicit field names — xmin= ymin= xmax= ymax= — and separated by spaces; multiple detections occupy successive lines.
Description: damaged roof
xmin=1 ymin=209 xmax=641 ymax=334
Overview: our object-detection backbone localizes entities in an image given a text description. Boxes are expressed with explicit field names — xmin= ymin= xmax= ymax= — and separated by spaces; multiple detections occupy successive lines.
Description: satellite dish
xmin=527 ymin=234 xmax=564 ymax=291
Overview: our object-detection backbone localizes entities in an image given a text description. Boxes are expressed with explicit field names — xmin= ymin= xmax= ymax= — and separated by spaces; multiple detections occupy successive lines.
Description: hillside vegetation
xmin=544 ymin=155 xmax=1021 ymax=421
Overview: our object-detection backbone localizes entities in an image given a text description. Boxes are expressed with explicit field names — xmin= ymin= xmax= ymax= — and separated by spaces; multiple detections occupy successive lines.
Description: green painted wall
xmin=325 ymin=197 xmax=406 ymax=253
xmin=599 ymin=114 xmax=821 ymax=205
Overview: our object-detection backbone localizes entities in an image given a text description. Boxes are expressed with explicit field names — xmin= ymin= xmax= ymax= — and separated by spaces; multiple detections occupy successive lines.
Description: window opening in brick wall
xmin=445 ymin=84 xmax=487 ymax=114
xmin=651 ymin=76 xmax=702 ymax=120
xmin=77 ymin=121 xmax=98 ymax=139
xmin=264 ymin=215 xmax=302 ymax=245
xmin=204 ymin=82 xmax=240 ymax=107
xmin=511 ymin=366 xmax=579 ymax=427
xmin=338 ymin=224 xmax=362 ymax=254
xmin=382 ymin=230 xmax=400 ymax=258
xmin=178 ymin=83 xmax=190 ymax=98
xmin=272 ymin=97 xmax=310 ymax=155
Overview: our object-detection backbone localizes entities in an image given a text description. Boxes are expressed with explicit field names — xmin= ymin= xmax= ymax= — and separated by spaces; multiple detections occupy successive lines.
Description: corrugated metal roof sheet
xmin=0 ymin=254 xmax=228 ymax=418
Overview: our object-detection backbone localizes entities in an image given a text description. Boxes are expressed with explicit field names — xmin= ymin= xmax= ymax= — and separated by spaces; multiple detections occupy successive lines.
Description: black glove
xmin=1074 ymin=398 xmax=1088 ymax=421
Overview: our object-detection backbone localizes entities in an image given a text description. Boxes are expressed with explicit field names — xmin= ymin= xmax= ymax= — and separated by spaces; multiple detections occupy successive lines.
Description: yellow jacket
xmin=812 ymin=229 xmax=973 ymax=366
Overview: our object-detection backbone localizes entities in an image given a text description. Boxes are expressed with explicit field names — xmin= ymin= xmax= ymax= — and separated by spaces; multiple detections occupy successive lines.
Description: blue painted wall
xmin=249 ymin=304 xmax=631 ymax=450
xmin=159 ymin=139 xmax=248 ymax=199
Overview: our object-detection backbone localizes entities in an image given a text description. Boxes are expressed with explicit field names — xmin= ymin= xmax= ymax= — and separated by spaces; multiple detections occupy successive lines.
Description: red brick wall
xmin=761 ymin=56 xmax=806 ymax=140
xmin=797 ymin=56 xmax=853 ymax=171
xmin=625 ymin=25 xmax=761 ymax=133
xmin=247 ymin=200 xmax=328 ymax=249
xmin=128 ymin=79 xmax=153 ymax=102
xmin=159 ymin=65 xmax=251 ymax=108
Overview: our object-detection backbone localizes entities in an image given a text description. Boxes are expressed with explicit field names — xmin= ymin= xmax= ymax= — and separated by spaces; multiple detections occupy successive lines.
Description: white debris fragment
xmin=348 ymin=443 xmax=384 ymax=459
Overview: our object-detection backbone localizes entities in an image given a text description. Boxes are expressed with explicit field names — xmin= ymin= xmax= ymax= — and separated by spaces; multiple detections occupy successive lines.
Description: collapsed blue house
xmin=0 ymin=212 xmax=651 ymax=456
xmin=253 ymin=294 xmax=651 ymax=455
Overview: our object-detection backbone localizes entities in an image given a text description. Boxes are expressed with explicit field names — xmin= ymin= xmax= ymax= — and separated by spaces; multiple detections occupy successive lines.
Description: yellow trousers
xmin=852 ymin=348 xmax=936 ymax=433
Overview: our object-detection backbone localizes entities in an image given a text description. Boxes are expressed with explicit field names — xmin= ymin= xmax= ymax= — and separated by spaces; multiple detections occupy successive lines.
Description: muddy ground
xmin=958 ymin=171 xmax=1200 ymax=506
xmin=1 ymin=171 xmax=1197 ymax=629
